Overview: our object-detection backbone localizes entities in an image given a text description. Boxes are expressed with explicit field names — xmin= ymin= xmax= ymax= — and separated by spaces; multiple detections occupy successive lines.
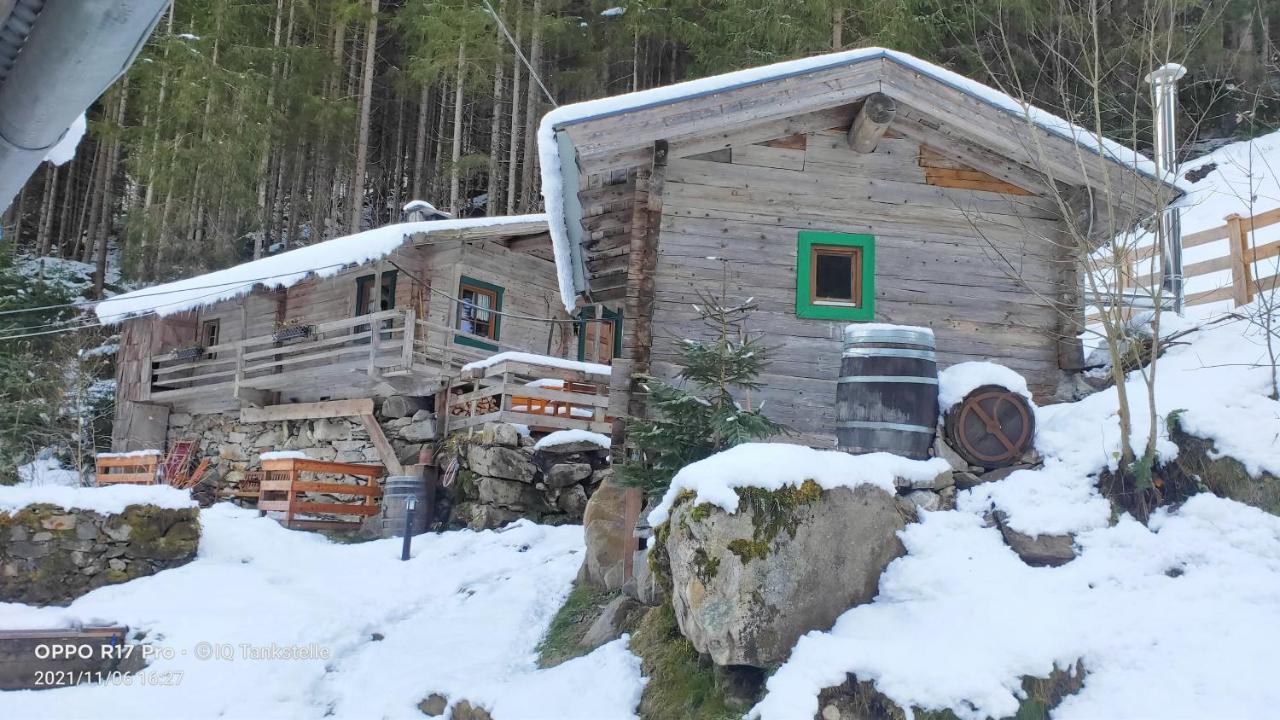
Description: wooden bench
xmin=94 ymin=452 xmax=160 ymax=486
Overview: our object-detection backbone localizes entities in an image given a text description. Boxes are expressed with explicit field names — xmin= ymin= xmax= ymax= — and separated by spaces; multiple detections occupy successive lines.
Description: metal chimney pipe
xmin=1145 ymin=63 xmax=1187 ymax=315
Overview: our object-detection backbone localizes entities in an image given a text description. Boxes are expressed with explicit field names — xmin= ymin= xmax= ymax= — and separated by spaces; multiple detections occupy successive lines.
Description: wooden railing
xmin=149 ymin=309 xmax=418 ymax=398
xmin=443 ymin=356 xmax=612 ymax=435
xmin=1123 ymin=206 xmax=1280 ymax=309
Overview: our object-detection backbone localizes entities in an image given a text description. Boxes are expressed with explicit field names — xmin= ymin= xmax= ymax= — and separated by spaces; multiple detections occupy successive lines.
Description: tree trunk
xmin=56 ymin=157 xmax=75 ymax=256
xmin=832 ymin=7 xmax=843 ymax=49
xmin=433 ymin=76 xmax=449 ymax=203
xmin=506 ymin=11 xmax=524 ymax=214
xmin=349 ymin=0 xmax=380 ymax=234
xmin=519 ymin=0 xmax=543 ymax=212
xmin=448 ymin=41 xmax=466 ymax=215
xmin=487 ymin=9 xmax=506 ymax=217
xmin=81 ymin=141 xmax=108 ymax=264
xmin=36 ymin=166 xmax=56 ymax=256
xmin=412 ymin=82 xmax=430 ymax=199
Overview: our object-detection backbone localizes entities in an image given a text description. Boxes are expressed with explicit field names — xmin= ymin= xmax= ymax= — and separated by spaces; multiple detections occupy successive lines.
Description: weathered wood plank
xmin=240 ymin=398 xmax=375 ymax=423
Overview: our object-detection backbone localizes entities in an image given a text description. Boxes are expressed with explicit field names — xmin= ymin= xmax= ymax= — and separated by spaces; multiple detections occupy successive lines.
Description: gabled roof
xmin=538 ymin=47 xmax=1183 ymax=311
xmin=95 ymin=215 xmax=548 ymax=324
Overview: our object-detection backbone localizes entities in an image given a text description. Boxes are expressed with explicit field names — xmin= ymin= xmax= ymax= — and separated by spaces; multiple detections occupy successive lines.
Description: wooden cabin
xmin=539 ymin=47 xmax=1179 ymax=446
xmin=102 ymin=215 xmax=599 ymax=453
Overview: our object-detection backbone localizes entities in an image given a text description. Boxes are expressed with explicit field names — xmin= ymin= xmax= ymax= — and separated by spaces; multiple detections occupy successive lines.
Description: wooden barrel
xmin=836 ymin=325 xmax=939 ymax=460
xmin=380 ymin=474 xmax=429 ymax=537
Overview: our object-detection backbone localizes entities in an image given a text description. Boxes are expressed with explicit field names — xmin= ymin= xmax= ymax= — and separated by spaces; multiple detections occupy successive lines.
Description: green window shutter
xmin=795 ymin=231 xmax=875 ymax=322
xmin=455 ymin=275 xmax=504 ymax=351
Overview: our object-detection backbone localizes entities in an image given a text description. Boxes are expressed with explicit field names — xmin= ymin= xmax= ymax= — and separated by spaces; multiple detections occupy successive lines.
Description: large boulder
xmin=380 ymin=395 xmax=428 ymax=419
xmin=579 ymin=475 xmax=635 ymax=591
xmin=477 ymin=476 xmax=546 ymax=512
xmin=466 ymin=445 xmax=537 ymax=483
xmin=665 ymin=482 xmax=909 ymax=667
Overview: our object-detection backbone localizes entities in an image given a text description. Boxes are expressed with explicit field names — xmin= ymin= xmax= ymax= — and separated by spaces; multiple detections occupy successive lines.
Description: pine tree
xmin=618 ymin=288 xmax=783 ymax=499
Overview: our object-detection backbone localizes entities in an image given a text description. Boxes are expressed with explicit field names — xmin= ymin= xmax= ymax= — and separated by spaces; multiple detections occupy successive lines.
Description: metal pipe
xmin=1145 ymin=63 xmax=1187 ymax=315
xmin=400 ymin=496 xmax=416 ymax=561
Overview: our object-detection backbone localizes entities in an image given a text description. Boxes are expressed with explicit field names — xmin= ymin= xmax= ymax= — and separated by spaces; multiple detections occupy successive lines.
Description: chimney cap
xmin=1145 ymin=63 xmax=1187 ymax=85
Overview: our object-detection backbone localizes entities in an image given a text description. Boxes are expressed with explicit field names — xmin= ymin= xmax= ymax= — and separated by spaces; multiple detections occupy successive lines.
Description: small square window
xmin=812 ymin=246 xmax=861 ymax=305
xmin=796 ymin=231 xmax=874 ymax=321
xmin=456 ymin=276 xmax=504 ymax=351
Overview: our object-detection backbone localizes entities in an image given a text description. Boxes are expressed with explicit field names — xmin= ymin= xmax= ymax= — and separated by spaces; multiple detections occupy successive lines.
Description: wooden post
xmin=368 ymin=311 xmax=383 ymax=378
xmin=1226 ymin=213 xmax=1254 ymax=306
xmin=401 ymin=309 xmax=416 ymax=370
xmin=233 ymin=344 xmax=246 ymax=396
xmin=847 ymin=92 xmax=897 ymax=153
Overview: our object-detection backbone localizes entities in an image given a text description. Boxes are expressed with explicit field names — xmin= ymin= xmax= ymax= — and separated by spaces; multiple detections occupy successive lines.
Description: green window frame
xmin=455 ymin=275 xmax=504 ymax=351
xmin=795 ymin=231 xmax=875 ymax=321
xmin=576 ymin=305 xmax=622 ymax=363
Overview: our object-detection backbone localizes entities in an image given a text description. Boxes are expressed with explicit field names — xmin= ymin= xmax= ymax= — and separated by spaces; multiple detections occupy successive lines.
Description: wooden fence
xmin=1123 ymin=206 xmax=1280 ymax=309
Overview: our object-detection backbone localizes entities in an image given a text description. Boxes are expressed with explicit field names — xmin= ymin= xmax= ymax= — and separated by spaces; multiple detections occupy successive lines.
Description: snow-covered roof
xmin=539 ymin=47 xmax=1175 ymax=311
xmin=94 ymin=214 xmax=548 ymax=323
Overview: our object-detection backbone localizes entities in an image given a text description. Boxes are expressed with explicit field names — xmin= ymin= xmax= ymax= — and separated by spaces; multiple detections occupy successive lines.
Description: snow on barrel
xmin=836 ymin=324 xmax=939 ymax=460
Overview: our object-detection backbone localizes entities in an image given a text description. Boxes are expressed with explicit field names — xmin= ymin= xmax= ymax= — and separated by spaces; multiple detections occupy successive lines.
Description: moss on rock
xmin=630 ymin=601 xmax=737 ymax=720
xmin=816 ymin=662 xmax=1086 ymax=720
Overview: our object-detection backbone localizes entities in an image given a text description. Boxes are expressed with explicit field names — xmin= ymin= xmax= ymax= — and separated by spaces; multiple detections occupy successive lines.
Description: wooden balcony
xmin=145 ymin=309 xmax=524 ymax=409
xmin=444 ymin=356 xmax=612 ymax=435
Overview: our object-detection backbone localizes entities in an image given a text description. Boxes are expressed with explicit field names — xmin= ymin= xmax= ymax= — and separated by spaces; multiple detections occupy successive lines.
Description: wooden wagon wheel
xmin=943 ymin=384 xmax=1035 ymax=469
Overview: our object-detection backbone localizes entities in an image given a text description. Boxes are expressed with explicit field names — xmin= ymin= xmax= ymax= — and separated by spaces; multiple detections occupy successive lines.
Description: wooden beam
xmin=361 ymin=413 xmax=406 ymax=476
xmin=240 ymin=398 xmax=376 ymax=423
xmin=847 ymin=92 xmax=897 ymax=153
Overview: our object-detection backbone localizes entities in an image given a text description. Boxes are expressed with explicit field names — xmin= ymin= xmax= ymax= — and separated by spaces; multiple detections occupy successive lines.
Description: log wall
xmin=648 ymin=130 xmax=1075 ymax=445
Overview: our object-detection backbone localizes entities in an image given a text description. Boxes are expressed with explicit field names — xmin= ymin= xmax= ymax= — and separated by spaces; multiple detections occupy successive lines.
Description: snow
xmin=534 ymin=429 xmax=612 ymax=450
xmin=15 ymin=456 xmax=83 ymax=488
xmin=1102 ymin=128 xmax=1280 ymax=323
xmin=747 ymin=300 xmax=1280 ymax=719
xmin=0 ymin=484 xmax=194 ymax=514
xmin=95 ymin=449 xmax=162 ymax=458
xmin=539 ymin=47 xmax=1166 ymax=310
xmin=93 ymin=215 xmax=547 ymax=323
xmin=0 ymin=508 xmax=644 ymax=720
xmin=937 ymin=361 xmax=1034 ymax=409
xmin=648 ymin=443 xmax=951 ymax=526
xmin=752 ymin=495 xmax=1280 ymax=720
xmin=846 ymin=322 xmax=934 ymax=335
xmin=43 ymin=114 xmax=86 ymax=166
xmin=601 ymin=6 xmax=626 ymax=16
xmin=259 ymin=450 xmax=309 ymax=460
xmin=461 ymin=351 xmax=612 ymax=376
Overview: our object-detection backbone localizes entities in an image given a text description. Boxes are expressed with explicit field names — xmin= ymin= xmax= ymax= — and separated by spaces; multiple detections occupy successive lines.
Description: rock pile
xmin=170 ymin=395 xmax=436 ymax=497
xmin=447 ymin=424 xmax=610 ymax=530
xmin=0 ymin=504 xmax=199 ymax=605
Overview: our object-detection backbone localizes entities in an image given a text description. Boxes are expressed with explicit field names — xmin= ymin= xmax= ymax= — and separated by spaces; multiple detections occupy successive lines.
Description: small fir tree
xmin=618 ymin=287 xmax=783 ymax=499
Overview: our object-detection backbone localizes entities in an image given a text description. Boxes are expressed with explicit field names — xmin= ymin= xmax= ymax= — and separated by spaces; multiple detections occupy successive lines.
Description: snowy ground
xmin=0 ymin=508 xmax=643 ymax=720
xmin=750 ymin=307 xmax=1280 ymax=719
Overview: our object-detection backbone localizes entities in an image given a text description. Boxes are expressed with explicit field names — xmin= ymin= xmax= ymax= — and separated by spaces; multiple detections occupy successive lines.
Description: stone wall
xmin=446 ymin=424 xmax=610 ymax=530
xmin=0 ymin=504 xmax=199 ymax=605
xmin=169 ymin=395 xmax=436 ymax=498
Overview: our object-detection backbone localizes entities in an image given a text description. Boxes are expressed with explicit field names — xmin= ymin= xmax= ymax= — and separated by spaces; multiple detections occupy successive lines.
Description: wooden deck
xmin=144 ymin=309 xmax=523 ymax=408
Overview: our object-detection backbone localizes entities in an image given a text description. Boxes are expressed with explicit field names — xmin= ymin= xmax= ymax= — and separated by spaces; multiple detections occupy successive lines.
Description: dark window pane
xmin=815 ymin=251 xmax=854 ymax=300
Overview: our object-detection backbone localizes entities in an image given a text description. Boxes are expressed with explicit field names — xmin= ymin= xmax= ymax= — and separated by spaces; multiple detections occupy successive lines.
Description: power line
xmin=482 ymin=0 xmax=557 ymax=107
